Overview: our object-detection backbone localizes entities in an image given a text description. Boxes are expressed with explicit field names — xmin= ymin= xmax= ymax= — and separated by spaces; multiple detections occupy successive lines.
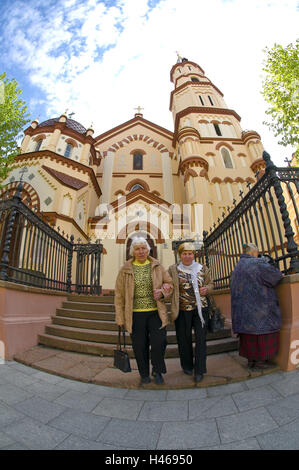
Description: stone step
xmin=38 ymin=333 xmax=238 ymax=358
xmin=67 ymin=295 xmax=115 ymax=304
xmin=51 ymin=315 xmax=232 ymax=341
xmin=56 ymin=308 xmax=116 ymax=321
xmin=45 ymin=324 xmax=231 ymax=345
xmin=62 ymin=301 xmax=116 ymax=312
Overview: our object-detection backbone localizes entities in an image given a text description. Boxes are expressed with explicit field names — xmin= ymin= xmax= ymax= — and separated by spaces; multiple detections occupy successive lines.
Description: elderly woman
xmin=231 ymin=243 xmax=283 ymax=369
xmin=168 ymin=242 xmax=214 ymax=383
xmin=114 ymin=237 xmax=173 ymax=385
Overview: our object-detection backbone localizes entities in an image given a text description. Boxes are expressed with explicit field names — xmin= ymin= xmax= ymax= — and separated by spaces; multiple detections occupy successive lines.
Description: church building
xmin=0 ymin=57 xmax=265 ymax=290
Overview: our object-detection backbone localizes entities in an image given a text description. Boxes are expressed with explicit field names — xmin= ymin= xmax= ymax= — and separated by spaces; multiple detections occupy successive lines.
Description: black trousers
xmin=131 ymin=310 xmax=167 ymax=378
xmin=175 ymin=307 xmax=208 ymax=375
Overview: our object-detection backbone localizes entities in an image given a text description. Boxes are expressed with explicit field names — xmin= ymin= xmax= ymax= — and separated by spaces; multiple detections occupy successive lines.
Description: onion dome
xmin=38 ymin=117 xmax=87 ymax=134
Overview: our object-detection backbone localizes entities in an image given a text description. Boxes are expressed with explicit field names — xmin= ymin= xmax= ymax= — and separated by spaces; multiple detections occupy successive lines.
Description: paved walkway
xmin=0 ymin=351 xmax=299 ymax=450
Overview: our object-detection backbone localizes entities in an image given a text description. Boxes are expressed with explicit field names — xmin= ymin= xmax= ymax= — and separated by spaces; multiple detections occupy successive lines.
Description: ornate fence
xmin=0 ymin=182 xmax=103 ymax=294
xmin=173 ymin=151 xmax=299 ymax=290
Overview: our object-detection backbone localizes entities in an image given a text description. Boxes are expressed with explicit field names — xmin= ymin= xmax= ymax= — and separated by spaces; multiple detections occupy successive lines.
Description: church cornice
xmin=24 ymin=123 xmax=98 ymax=164
xmin=173 ymin=107 xmax=241 ymax=145
xmin=170 ymin=61 xmax=205 ymax=82
xmin=179 ymin=156 xmax=209 ymax=174
xmin=94 ymin=116 xmax=173 ymax=145
xmin=170 ymin=80 xmax=224 ymax=109
xmin=15 ymin=150 xmax=102 ymax=198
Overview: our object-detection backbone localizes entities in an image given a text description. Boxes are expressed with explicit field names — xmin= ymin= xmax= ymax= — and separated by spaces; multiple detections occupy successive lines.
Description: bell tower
xmin=169 ymin=55 xmax=264 ymax=232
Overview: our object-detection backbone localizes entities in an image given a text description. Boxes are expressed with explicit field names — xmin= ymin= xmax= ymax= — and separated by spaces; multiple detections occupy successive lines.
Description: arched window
xmin=35 ymin=140 xmax=43 ymax=151
xmin=133 ymin=152 xmax=143 ymax=170
xmin=221 ymin=147 xmax=234 ymax=168
xmin=191 ymin=77 xmax=199 ymax=82
xmin=130 ymin=184 xmax=144 ymax=192
xmin=64 ymin=143 xmax=73 ymax=158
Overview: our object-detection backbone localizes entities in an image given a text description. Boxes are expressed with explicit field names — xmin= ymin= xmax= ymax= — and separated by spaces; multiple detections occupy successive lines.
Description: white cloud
xmin=0 ymin=0 xmax=298 ymax=164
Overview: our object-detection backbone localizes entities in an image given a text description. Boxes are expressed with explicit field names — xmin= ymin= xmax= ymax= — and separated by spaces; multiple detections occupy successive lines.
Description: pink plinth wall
xmin=212 ymin=274 xmax=299 ymax=371
xmin=0 ymin=280 xmax=67 ymax=360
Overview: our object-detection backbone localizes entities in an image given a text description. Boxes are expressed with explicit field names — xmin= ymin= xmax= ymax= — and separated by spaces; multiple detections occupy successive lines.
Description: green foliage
xmin=0 ymin=72 xmax=30 ymax=183
xmin=261 ymin=40 xmax=299 ymax=162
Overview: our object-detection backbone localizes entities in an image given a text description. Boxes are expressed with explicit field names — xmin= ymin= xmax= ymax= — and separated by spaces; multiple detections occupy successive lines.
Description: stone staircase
xmin=38 ymin=295 xmax=238 ymax=358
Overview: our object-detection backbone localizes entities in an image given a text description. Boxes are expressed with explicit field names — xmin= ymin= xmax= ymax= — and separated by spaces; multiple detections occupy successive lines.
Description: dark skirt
xmin=239 ymin=332 xmax=280 ymax=361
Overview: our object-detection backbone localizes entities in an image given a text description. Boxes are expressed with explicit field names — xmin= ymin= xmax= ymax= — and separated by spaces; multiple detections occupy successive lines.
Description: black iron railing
xmin=173 ymin=151 xmax=299 ymax=290
xmin=0 ymin=182 xmax=103 ymax=294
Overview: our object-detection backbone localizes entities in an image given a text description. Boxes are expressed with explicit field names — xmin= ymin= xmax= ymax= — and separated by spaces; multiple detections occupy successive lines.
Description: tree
xmin=261 ymin=40 xmax=299 ymax=161
xmin=0 ymin=73 xmax=30 ymax=183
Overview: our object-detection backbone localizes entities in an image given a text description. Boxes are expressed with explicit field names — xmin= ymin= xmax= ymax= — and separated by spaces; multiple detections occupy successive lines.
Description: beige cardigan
xmin=114 ymin=257 xmax=173 ymax=334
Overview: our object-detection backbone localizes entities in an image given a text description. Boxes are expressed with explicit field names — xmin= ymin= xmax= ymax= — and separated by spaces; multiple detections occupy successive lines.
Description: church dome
xmin=38 ymin=117 xmax=87 ymax=134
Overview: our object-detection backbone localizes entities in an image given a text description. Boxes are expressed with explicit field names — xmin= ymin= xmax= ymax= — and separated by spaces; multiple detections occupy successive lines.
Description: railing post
xmin=67 ymin=235 xmax=74 ymax=293
xmin=263 ymin=150 xmax=299 ymax=273
xmin=203 ymin=230 xmax=209 ymax=267
xmin=0 ymin=182 xmax=23 ymax=281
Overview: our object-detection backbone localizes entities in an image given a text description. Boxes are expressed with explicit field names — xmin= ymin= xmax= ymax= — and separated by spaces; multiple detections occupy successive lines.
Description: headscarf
xmin=177 ymin=260 xmax=205 ymax=327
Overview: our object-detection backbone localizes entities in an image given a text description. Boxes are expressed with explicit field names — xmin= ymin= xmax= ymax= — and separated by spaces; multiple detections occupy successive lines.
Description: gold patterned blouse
xmin=178 ymin=266 xmax=210 ymax=311
xmin=132 ymin=260 xmax=158 ymax=312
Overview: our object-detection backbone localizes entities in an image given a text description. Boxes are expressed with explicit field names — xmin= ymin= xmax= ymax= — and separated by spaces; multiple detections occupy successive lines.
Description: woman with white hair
xmin=114 ymin=236 xmax=173 ymax=385
xmin=231 ymin=243 xmax=283 ymax=369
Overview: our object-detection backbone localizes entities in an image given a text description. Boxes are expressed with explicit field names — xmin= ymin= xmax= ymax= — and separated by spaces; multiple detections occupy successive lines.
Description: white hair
xmin=243 ymin=243 xmax=258 ymax=254
xmin=129 ymin=237 xmax=150 ymax=257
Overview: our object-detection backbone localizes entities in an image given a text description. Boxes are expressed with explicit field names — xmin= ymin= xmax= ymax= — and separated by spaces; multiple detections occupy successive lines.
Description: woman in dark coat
xmin=230 ymin=243 xmax=283 ymax=369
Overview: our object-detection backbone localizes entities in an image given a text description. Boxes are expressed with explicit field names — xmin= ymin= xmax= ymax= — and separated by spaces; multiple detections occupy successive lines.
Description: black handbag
xmin=113 ymin=326 xmax=131 ymax=373
xmin=207 ymin=296 xmax=225 ymax=333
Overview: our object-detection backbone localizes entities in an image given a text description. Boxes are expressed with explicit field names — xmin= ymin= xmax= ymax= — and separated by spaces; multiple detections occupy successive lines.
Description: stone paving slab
xmin=157 ymin=419 xmax=220 ymax=449
xmin=0 ymin=402 xmax=26 ymax=428
xmin=270 ymin=372 xmax=299 ymax=397
xmin=97 ymin=418 xmax=163 ymax=449
xmin=53 ymin=389 xmax=104 ymax=412
xmin=54 ymin=434 xmax=129 ymax=451
xmin=216 ymin=407 xmax=279 ymax=444
xmin=48 ymin=409 xmax=111 ymax=441
xmin=256 ymin=418 xmax=299 ymax=450
xmin=13 ymin=397 xmax=67 ymax=424
xmin=21 ymin=381 xmax=70 ymax=402
xmin=138 ymin=400 xmax=189 ymax=422
xmin=3 ymin=417 xmax=69 ymax=450
xmin=189 ymin=395 xmax=238 ymax=421
xmin=231 ymin=385 xmax=283 ymax=412
xmin=0 ymin=431 xmax=17 ymax=450
xmin=92 ymin=397 xmax=145 ymax=419
xmin=265 ymin=392 xmax=299 ymax=426
xmin=203 ymin=438 xmax=262 ymax=450
xmin=0 ymin=383 xmax=34 ymax=405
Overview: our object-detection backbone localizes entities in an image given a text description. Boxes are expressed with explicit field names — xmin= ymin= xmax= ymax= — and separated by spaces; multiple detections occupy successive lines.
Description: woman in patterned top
xmin=115 ymin=237 xmax=173 ymax=385
xmin=168 ymin=243 xmax=214 ymax=383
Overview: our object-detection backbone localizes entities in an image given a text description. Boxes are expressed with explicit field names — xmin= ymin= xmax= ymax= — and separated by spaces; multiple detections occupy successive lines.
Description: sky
xmin=0 ymin=0 xmax=298 ymax=166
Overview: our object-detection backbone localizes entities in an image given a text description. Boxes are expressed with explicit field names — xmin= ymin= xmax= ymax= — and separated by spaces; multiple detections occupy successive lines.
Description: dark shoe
xmin=255 ymin=361 xmax=275 ymax=370
xmin=194 ymin=374 xmax=204 ymax=383
xmin=154 ymin=373 xmax=164 ymax=385
xmin=141 ymin=376 xmax=151 ymax=384
xmin=183 ymin=369 xmax=193 ymax=376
